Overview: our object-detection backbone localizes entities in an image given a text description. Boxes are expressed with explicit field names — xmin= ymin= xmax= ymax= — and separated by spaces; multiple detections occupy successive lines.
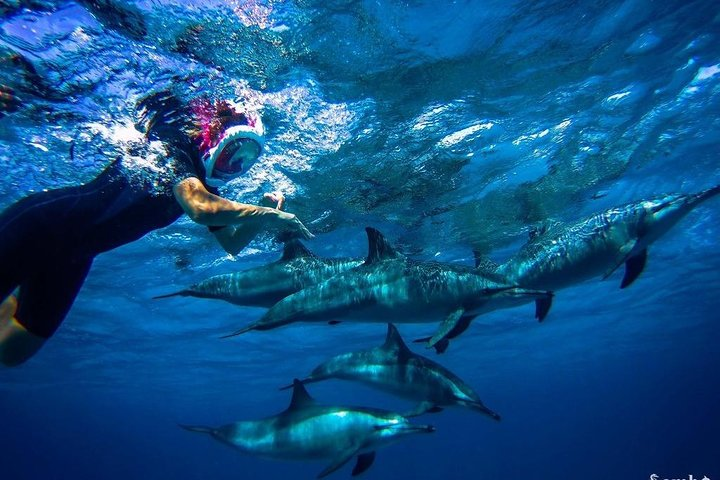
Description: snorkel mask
xmin=196 ymin=99 xmax=265 ymax=187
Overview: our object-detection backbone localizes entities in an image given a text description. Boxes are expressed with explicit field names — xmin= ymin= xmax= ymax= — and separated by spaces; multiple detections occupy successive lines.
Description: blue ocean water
xmin=1 ymin=1 xmax=719 ymax=479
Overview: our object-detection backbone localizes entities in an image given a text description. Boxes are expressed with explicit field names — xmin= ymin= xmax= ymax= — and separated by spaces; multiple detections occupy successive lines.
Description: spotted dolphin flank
xmin=154 ymin=240 xmax=363 ymax=308
xmin=223 ymin=227 xmax=553 ymax=349
xmin=180 ymin=379 xmax=434 ymax=478
xmin=415 ymin=185 xmax=720 ymax=353
xmin=283 ymin=323 xmax=500 ymax=421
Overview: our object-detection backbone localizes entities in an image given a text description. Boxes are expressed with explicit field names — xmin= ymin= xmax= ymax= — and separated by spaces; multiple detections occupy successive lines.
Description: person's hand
xmin=0 ymin=84 xmax=21 ymax=118
xmin=262 ymin=191 xmax=285 ymax=210
xmin=275 ymin=210 xmax=314 ymax=241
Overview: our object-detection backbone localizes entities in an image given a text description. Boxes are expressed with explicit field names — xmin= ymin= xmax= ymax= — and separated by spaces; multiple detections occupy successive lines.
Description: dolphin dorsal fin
xmin=288 ymin=379 xmax=316 ymax=411
xmin=382 ymin=324 xmax=411 ymax=357
xmin=473 ymin=250 xmax=499 ymax=273
xmin=281 ymin=240 xmax=315 ymax=261
xmin=365 ymin=227 xmax=402 ymax=264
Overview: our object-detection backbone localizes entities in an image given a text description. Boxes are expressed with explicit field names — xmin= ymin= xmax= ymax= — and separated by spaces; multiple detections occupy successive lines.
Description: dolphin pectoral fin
xmin=602 ymin=240 xmax=638 ymax=281
xmin=620 ymin=248 xmax=647 ymax=289
xmin=426 ymin=308 xmax=465 ymax=349
xmin=352 ymin=452 xmax=376 ymax=477
xmin=317 ymin=446 xmax=361 ymax=478
xmin=412 ymin=336 xmax=450 ymax=354
xmin=535 ymin=295 xmax=553 ymax=322
xmin=403 ymin=401 xmax=443 ymax=417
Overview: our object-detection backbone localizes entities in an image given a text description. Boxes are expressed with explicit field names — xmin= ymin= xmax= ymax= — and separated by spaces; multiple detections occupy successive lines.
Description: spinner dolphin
xmin=284 ymin=324 xmax=501 ymax=421
xmin=415 ymin=185 xmax=720 ymax=352
xmin=224 ymin=227 xmax=552 ymax=349
xmin=155 ymin=240 xmax=363 ymax=308
xmin=181 ymin=379 xmax=434 ymax=478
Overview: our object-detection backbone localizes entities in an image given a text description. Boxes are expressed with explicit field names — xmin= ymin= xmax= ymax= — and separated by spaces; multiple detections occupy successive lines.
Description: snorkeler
xmin=0 ymin=88 xmax=314 ymax=367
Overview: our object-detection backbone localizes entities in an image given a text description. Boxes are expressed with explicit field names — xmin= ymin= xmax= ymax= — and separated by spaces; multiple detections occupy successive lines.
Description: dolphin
xmin=282 ymin=324 xmax=501 ymax=421
xmin=496 ymin=184 xmax=720 ymax=291
xmin=414 ymin=185 xmax=720 ymax=352
xmin=223 ymin=227 xmax=553 ymax=349
xmin=180 ymin=379 xmax=435 ymax=478
xmin=154 ymin=240 xmax=363 ymax=308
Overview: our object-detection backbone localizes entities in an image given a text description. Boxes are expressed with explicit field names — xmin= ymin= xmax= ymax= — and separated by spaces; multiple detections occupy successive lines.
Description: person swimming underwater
xmin=0 ymin=87 xmax=313 ymax=366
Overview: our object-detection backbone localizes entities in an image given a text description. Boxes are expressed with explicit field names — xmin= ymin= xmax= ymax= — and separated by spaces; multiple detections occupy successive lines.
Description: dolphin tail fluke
xmin=152 ymin=290 xmax=189 ymax=300
xmin=412 ymin=336 xmax=451 ymax=354
xmin=426 ymin=308 xmax=464 ymax=350
xmin=178 ymin=424 xmax=216 ymax=435
xmin=404 ymin=401 xmax=444 ymax=418
xmin=433 ymin=338 xmax=450 ymax=354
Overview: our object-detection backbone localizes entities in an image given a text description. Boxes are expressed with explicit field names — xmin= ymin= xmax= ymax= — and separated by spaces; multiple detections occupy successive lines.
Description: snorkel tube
xmin=194 ymin=99 xmax=265 ymax=187
xmin=202 ymin=119 xmax=265 ymax=187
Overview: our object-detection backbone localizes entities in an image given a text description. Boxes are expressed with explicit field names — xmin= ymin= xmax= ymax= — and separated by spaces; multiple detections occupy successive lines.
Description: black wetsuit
xmin=0 ymin=130 xmax=212 ymax=338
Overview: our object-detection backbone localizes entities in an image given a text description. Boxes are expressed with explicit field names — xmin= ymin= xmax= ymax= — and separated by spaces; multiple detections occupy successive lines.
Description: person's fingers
xmin=0 ymin=85 xmax=21 ymax=113
xmin=264 ymin=191 xmax=285 ymax=201
xmin=262 ymin=191 xmax=286 ymax=210
xmin=0 ymin=102 xmax=20 ymax=114
xmin=264 ymin=191 xmax=285 ymax=203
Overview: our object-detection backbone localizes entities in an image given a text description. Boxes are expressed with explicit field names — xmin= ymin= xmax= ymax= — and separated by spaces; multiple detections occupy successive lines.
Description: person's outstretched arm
xmin=174 ymin=177 xmax=313 ymax=255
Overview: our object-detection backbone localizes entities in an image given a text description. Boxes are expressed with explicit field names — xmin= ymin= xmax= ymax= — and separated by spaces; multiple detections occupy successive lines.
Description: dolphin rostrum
xmin=415 ymin=185 xmax=720 ymax=352
xmin=180 ymin=379 xmax=435 ymax=478
xmin=154 ymin=240 xmax=363 ymax=308
xmin=283 ymin=323 xmax=501 ymax=421
xmin=223 ymin=227 xmax=553 ymax=349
